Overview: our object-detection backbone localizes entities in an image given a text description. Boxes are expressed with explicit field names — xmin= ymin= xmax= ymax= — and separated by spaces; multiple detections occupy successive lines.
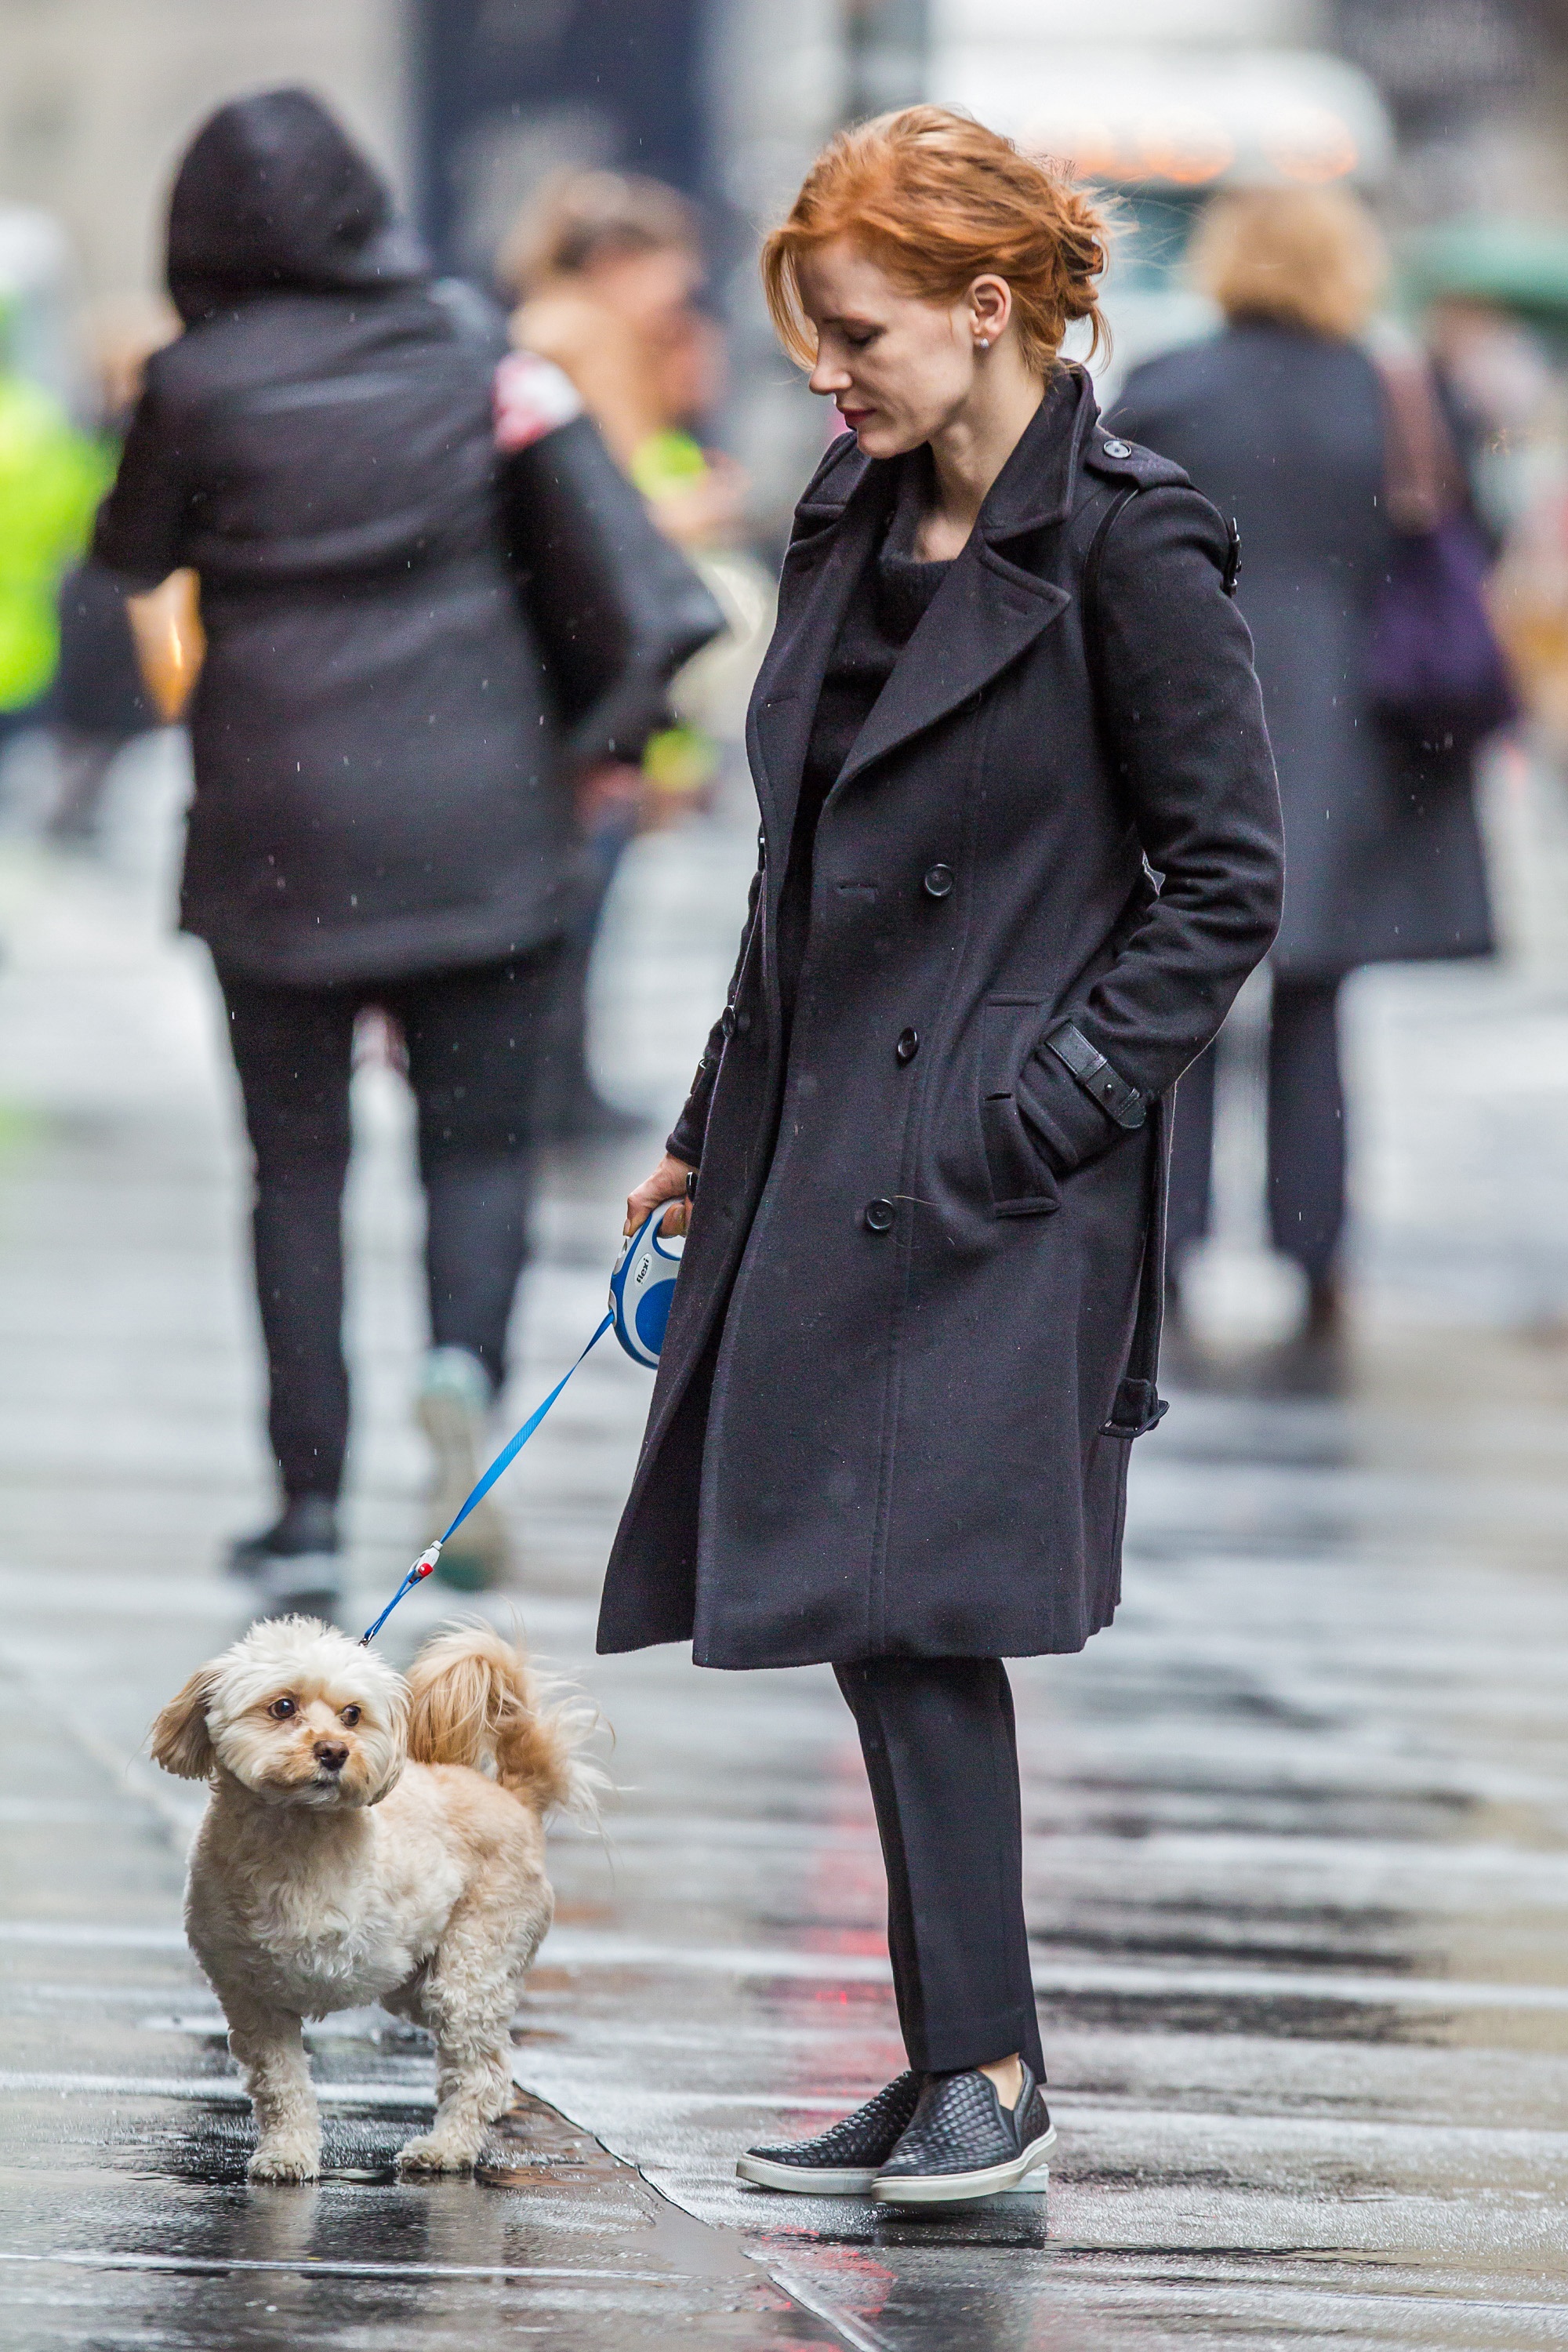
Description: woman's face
xmin=584 ymin=242 xmax=703 ymax=336
xmin=796 ymin=236 xmax=1004 ymax=457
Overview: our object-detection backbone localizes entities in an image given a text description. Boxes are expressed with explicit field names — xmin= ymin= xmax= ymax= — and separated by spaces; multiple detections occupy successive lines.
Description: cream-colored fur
xmin=151 ymin=1616 xmax=601 ymax=2183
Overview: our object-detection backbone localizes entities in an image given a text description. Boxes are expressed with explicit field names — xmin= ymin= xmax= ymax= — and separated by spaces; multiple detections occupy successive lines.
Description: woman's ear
xmin=967 ymin=273 xmax=1013 ymax=347
xmin=151 ymin=1667 xmax=217 ymax=1780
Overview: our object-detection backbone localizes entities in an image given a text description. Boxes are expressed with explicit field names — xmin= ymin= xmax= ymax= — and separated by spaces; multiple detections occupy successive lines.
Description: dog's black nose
xmin=314 ymin=1742 xmax=349 ymax=1773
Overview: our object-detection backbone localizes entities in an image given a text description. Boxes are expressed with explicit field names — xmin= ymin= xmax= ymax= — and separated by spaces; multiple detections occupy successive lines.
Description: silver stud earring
xmin=976 ymin=336 xmax=991 ymax=350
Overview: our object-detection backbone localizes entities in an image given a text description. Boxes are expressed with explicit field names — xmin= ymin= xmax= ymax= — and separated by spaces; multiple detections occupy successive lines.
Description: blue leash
xmin=359 ymin=1313 xmax=613 ymax=1646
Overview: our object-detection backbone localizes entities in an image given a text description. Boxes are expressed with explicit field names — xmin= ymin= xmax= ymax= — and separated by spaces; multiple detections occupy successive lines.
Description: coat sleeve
xmin=92 ymin=372 xmax=190 ymax=590
xmin=666 ymin=856 xmax=764 ymax=1167
xmin=1017 ymin=481 xmax=1283 ymax=1172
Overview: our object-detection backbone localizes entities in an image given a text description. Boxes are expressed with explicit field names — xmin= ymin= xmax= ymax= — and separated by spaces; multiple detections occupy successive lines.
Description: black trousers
xmin=835 ymin=1658 xmax=1044 ymax=2078
xmin=1168 ymin=974 xmax=1345 ymax=1283
xmin=219 ymin=947 xmax=560 ymax=1504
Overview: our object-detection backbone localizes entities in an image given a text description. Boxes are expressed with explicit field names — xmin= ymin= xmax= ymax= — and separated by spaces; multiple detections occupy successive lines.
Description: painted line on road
xmin=0 ymin=1922 xmax=187 ymax=1949
xmin=0 ymin=2072 xmax=433 ymax=2107
xmin=0 ymin=2252 xmax=680 ymax=2284
xmin=542 ymin=1929 xmax=1568 ymax=2013
xmin=8 ymin=1918 xmax=1568 ymax=2014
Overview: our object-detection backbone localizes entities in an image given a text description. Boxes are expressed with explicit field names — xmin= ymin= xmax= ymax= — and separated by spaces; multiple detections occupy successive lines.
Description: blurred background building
xmin=1 ymin=0 xmax=1565 ymax=485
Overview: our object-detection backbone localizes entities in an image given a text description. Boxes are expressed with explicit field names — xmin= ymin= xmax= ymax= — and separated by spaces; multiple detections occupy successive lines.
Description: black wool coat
xmin=93 ymin=90 xmax=579 ymax=987
xmin=597 ymin=372 xmax=1283 ymax=1671
xmin=1115 ymin=322 xmax=1494 ymax=979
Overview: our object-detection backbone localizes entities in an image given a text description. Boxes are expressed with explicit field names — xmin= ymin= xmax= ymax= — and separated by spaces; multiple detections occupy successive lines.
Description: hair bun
xmin=762 ymin=105 xmax=1109 ymax=374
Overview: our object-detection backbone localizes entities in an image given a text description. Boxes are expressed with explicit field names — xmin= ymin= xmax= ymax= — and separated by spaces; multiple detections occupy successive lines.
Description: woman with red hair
xmin=606 ymin=108 xmax=1284 ymax=2201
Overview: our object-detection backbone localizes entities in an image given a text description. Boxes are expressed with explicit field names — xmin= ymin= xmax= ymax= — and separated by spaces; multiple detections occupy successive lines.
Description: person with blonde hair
xmin=1116 ymin=185 xmax=1495 ymax=1354
xmin=602 ymin=107 xmax=1283 ymax=2200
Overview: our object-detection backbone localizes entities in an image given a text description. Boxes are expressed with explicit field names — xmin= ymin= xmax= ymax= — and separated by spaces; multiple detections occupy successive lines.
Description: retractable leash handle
xmin=359 ymin=1210 xmax=683 ymax=1646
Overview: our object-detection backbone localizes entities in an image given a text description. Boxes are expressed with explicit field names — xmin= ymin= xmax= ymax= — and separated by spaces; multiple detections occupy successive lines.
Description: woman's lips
xmin=840 ymin=407 xmax=873 ymax=429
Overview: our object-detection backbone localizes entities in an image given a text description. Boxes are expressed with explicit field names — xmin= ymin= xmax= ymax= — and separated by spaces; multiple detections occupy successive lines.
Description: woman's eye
xmin=268 ymin=1697 xmax=296 ymax=1720
xmin=340 ymin=1706 xmax=361 ymax=1728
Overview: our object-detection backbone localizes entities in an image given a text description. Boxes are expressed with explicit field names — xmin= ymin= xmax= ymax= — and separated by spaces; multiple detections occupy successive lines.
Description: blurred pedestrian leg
xmin=1167 ymin=978 xmax=1345 ymax=1330
xmin=220 ymin=949 xmax=559 ymax=1591
xmin=47 ymin=561 xmax=158 ymax=842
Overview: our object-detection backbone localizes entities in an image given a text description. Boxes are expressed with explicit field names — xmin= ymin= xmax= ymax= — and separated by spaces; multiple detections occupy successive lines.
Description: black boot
xmin=228 ymin=1495 xmax=342 ymax=1619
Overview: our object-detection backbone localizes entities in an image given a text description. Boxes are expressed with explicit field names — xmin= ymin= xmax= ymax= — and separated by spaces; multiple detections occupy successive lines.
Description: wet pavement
xmin=4 ymin=733 xmax=1568 ymax=2347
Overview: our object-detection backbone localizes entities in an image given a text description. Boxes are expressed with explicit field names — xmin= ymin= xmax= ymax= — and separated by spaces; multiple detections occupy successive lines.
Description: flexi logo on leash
xmin=360 ymin=1210 xmax=684 ymax=1645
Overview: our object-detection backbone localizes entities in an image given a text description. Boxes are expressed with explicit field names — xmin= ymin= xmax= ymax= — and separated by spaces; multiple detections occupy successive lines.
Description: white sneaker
xmin=416 ymin=1348 xmax=511 ymax=1591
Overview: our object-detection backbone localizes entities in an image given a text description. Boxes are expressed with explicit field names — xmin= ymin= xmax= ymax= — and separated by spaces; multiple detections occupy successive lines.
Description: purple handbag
xmin=1368 ymin=348 xmax=1519 ymax=754
xmin=1369 ymin=510 xmax=1519 ymax=752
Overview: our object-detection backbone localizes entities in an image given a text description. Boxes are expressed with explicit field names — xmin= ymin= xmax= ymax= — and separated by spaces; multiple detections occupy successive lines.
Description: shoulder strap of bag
xmin=1073 ymin=478 xmax=1171 ymax=1439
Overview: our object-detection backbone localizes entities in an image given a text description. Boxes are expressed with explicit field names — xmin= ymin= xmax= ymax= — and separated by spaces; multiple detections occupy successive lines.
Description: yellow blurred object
xmin=641 ymin=720 xmax=718 ymax=816
xmin=127 ymin=568 xmax=204 ymax=722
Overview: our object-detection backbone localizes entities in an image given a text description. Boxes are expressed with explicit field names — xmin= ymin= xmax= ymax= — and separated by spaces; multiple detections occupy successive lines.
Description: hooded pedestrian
xmin=604 ymin=108 xmax=1283 ymax=2201
xmin=93 ymin=89 xmax=716 ymax=1609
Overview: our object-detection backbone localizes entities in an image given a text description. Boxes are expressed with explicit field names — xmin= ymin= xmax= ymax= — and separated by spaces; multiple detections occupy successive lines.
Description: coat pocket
xmin=978 ymin=996 xmax=1060 ymax=1218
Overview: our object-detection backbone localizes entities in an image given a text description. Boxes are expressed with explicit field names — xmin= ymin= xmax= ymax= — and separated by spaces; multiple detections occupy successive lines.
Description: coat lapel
xmin=833 ymin=550 xmax=1067 ymax=794
xmin=750 ymin=368 xmax=1100 ymax=841
xmin=748 ymin=456 xmax=894 ymax=859
xmin=833 ymin=368 xmax=1095 ymax=793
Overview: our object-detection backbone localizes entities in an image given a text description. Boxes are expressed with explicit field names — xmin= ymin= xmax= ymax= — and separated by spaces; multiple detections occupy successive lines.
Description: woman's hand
xmin=625 ymin=1152 xmax=693 ymax=1238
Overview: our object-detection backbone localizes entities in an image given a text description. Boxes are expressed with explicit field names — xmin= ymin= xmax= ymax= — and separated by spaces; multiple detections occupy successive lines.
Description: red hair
xmin=761 ymin=107 xmax=1109 ymax=374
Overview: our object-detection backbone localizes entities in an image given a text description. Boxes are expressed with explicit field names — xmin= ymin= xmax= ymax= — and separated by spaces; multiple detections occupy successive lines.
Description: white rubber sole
xmin=872 ymin=2123 xmax=1057 ymax=2205
xmin=736 ymin=2140 xmax=1051 ymax=2200
xmin=735 ymin=2154 xmax=879 ymax=2194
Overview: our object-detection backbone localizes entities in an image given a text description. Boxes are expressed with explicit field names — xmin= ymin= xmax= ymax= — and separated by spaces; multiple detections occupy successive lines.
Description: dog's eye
xmin=340 ymin=1705 xmax=361 ymax=1728
xmin=267 ymin=1697 xmax=296 ymax=1720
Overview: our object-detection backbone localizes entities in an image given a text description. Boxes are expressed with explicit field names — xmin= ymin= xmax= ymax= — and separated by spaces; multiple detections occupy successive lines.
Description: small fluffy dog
xmin=151 ymin=1616 xmax=600 ymax=2183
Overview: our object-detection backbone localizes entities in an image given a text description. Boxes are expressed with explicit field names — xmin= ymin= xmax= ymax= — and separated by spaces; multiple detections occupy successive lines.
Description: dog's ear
xmin=151 ymin=1667 xmax=218 ymax=1780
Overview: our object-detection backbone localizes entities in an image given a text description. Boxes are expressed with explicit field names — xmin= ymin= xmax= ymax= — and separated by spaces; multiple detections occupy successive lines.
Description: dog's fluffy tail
xmin=405 ymin=1626 xmax=605 ymax=1824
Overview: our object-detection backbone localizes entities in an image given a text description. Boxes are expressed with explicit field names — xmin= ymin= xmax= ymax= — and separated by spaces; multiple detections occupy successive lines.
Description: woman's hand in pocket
xmin=625 ymin=1153 xmax=694 ymax=1238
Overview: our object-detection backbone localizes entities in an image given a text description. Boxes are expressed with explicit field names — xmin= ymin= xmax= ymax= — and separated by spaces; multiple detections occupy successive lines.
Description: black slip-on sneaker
xmin=736 ymin=2071 xmax=921 ymax=2194
xmin=873 ymin=2063 xmax=1055 ymax=2204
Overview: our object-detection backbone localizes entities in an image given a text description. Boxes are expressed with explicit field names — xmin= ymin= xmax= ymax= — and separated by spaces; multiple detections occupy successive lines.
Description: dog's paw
xmin=397 ymin=2132 xmax=477 ymax=2176
xmin=249 ymin=2140 xmax=321 ymax=2185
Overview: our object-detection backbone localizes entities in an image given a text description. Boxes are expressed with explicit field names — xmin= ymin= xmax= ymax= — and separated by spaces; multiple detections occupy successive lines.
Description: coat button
xmin=1102 ymin=437 xmax=1131 ymax=459
xmin=863 ymin=1198 xmax=895 ymax=1233
xmin=923 ymin=863 xmax=954 ymax=899
xmin=895 ymin=1027 xmax=920 ymax=1063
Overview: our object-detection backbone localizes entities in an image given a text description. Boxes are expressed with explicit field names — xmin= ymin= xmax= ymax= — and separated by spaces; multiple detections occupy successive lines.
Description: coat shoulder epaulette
xmin=1082 ymin=430 xmax=1191 ymax=492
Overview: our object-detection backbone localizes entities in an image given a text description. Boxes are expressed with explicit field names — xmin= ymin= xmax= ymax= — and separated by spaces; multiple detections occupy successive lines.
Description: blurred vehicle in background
xmin=930 ymin=19 xmax=1393 ymax=394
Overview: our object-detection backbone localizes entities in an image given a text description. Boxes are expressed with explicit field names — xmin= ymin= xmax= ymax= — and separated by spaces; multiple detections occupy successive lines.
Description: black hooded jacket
xmin=94 ymin=89 xmax=580 ymax=984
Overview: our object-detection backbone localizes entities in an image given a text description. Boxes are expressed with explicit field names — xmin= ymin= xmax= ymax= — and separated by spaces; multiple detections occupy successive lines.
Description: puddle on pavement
xmin=480 ymin=2093 xmax=758 ymax=2281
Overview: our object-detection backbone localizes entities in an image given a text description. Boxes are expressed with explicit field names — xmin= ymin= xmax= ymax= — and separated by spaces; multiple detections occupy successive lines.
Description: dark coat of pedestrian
xmin=93 ymin=89 xmax=578 ymax=986
xmin=1115 ymin=324 xmax=1492 ymax=982
xmin=600 ymin=361 xmax=1283 ymax=1671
